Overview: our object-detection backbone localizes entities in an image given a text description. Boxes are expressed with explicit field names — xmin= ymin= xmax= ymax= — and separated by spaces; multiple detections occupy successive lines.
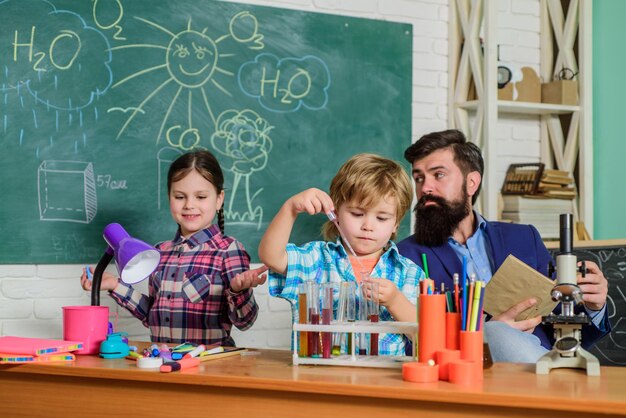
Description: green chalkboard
xmin=0 ymin=0 xmax=412 ymax=263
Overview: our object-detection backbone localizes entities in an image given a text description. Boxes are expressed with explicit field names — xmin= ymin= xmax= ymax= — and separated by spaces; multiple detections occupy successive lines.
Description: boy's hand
xmin=258 ymin=188 xmax=333 ymax=277
xmin=362 ymin=277 xmax=399 ymax=308
xmin=287 ymin=188 xmax=334 ymax=216
xmin=231 ymin=265 xmax=268 ymax=293
xmin=80 ymin=267 xmax=119 ymax=292
xmin=362 ymin=277 xmax=415 ymax=322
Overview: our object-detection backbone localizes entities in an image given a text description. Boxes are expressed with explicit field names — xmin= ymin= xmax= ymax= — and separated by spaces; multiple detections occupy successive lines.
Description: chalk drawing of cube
xmin=38 ymin=160 xmax=97 ymax=223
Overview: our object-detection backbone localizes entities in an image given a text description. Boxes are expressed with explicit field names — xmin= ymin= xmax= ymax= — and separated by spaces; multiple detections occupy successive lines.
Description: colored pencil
xmin=469 ymin=280 xmax=483 ymax=332
xmin=421 ymin=253 xmax=430 ymax=278
xmin=461 ymin=256 xmax=468 ymax=330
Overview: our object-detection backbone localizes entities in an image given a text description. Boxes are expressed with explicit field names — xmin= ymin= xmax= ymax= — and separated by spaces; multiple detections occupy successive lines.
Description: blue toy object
xmin=100 ymin=332 xmax=130 ymax=359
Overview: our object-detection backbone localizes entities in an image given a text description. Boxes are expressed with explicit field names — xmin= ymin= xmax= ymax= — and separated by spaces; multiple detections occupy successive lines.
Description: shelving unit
xmin=458 ymin=100 xmax=579 ymax=115
xmin=448 ymin=0 xmax=593 ymax=235
xmin=292 ymin=321 xmax=417 ymax=368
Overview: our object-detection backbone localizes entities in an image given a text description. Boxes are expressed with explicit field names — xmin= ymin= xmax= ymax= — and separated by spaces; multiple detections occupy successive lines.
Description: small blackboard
xmin=547 ymin=239 xmax=626 ymax=366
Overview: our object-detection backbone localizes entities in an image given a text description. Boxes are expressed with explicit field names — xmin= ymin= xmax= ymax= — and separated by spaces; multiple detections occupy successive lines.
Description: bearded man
xmin=397 ymin=129 xmax=610 ymax=362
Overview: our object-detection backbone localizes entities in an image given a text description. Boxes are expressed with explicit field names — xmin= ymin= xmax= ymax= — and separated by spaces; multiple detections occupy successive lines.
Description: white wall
xmin=0 ymin=0 xmax=541 ymax=349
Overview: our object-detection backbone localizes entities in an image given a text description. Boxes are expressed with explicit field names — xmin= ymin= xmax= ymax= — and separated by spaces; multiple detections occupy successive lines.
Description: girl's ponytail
xmin=217 ymin=208 xmax=225 ymax=233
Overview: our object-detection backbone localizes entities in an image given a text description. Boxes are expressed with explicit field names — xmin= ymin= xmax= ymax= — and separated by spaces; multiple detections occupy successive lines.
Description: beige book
xmin=541 ymin=176 xmax=573 ymax=185
xmin=483 ymin=255 xmax=558 ymax=321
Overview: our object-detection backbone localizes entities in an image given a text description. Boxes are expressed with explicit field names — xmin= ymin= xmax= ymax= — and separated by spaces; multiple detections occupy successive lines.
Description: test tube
xmin=358 ymin=282 xmax=368 ymax=356
xmin=321 ymin=283 xmax=333 ymax=359
xmin=307 ymin=282 xmax=320 ymax=357
xmin=297 ymin=282 xmax=309 ymax=357
xmin=345 ymin=282 xmax=357 ymax=355
xmin=332 ymin=282 xmax=347 ymax=355
xmin=366 ymin=280 xmax=380 ymax=356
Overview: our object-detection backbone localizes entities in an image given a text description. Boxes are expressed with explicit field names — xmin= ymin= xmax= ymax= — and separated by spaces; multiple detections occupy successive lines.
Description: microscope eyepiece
xmin=559 ymin=213 xmax=573 ymax=254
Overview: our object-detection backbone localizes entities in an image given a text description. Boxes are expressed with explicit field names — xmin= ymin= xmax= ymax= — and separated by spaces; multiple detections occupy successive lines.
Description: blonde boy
xmin=259 ymin=153 xmax=424 ymax=355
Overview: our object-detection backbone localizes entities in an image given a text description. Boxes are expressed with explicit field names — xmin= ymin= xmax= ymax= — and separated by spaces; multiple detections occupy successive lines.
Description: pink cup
xmin=63 ymin=306 xmax=109 ymax=355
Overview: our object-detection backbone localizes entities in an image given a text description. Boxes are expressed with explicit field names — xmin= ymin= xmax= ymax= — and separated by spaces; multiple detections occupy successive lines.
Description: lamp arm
xmin=91 ymin=251 xmax=114 ymax=306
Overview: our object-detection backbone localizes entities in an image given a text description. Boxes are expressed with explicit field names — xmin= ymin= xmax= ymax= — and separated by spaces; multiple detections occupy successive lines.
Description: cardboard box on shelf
xmin=498 ymin=67 xmax=541 ymax=103
xmin=542 ymin=79 xmax=578 ymax=105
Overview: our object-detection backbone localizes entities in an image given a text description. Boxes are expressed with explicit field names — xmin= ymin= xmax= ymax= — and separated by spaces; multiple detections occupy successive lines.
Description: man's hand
xmin=577 ymin=260 xmax=608 ymax=311
xmin=492 ymin=298 xmax=541 ymax=333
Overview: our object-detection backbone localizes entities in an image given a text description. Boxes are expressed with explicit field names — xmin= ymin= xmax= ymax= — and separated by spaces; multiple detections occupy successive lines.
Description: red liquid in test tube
xmin=321 ymin=283 xmax=333 ymax=358
xmin=309 ymin=310 xmax=320 ymax=357
xmin=369 ymin=313 xmax=379 ymax=356
xmin=322 ymin=308 xmax=332 ymax=358
xmin=363 ymin=275 xmax=380 ymax=356
xmin=307 ymin=281 xmax=320 ymax=357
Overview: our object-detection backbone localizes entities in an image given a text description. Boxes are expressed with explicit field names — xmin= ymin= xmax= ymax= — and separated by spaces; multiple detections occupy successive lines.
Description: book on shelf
xmin=500 ymin=213 xmax=560 ymax=239
xmin=540 ymin=176 xmax=574 ymax=186
xmin=537 ymin=182 xmax=574 ymax=191
xmin=536 ymin=167 xmax=576 ymax=199
xmin=502 ymin=195 xmax=573 ymax=212
xmin=540 ymin=189 xmax=576 ymax=199
xmin=501 ymin=211 xmax=559 ymax=222
xmin=542 ymin=168 xmax=570 ymax=178
xmin=539 ymin=169 xmax=574 ymax=186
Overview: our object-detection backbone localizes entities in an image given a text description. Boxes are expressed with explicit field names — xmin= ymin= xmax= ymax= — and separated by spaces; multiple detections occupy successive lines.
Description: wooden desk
xmin=1 ymin=349 xmax=625 ymax=418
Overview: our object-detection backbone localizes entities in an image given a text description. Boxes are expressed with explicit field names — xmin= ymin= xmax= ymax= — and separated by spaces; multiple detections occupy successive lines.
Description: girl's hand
xmin=231 ymin=265 xmax=268 ymax=293
xmin=287 ymin=188 xmax=334 ymax=216
xmin=80 ymin=267 xmax=119 ymax=292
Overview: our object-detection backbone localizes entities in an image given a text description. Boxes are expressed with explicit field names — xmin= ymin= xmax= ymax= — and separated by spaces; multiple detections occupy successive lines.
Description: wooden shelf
xmin=449 ymin=0 xmax=592 ymax=234
xmin=458 ymin=100 xmax=579 ymax=115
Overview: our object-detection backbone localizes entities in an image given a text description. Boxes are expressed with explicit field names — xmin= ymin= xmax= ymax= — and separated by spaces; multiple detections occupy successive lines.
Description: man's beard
xmin=413 ymin=191 xmax=470 ymax=247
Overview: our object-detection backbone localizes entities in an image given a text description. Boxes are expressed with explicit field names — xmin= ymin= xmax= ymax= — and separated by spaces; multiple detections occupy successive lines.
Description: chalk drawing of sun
xmin=109 ymin=11 xmax=263 ymax=148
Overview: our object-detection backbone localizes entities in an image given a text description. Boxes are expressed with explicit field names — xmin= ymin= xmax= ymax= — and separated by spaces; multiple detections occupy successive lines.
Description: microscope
xmin=536 ymin=213 xmax=601 ymax=376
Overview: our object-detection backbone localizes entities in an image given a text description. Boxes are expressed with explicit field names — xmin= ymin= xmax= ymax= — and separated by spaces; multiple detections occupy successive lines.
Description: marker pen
xmin=160 ymin=357 xmax=200 ymax=373
xmin=126 ymin=351 xmax=143 ymax=360
xmin=183 ymin=344 xmax=205 ymax=359
xmin=173 ymin=342 xmax=193 ymax=351
xmin=86 ymin=266 xmax=93 ymax=282
xmin=200 ymin=346 xmax=225 ymax=357
xmin=159 ymin=349 xmax=172 ymax=360
xmin=150 ymin=344 xmax=160 ymax=357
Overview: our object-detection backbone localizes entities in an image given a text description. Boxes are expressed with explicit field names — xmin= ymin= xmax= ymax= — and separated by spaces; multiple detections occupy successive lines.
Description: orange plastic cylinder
xmin=417 ymin=293 xmax=446 ymax=363
xmin=445 ymin=312 xmax=461 ymax=350
xmin=435 ymin=349 xmax=461 ymax=381
xmin=402 ymin=361 xmax=439 ymax=383
xmin=449 ymin=359 xmax=483 ymax=384
xmin=460 ymin=330 xmax=483 ymax=364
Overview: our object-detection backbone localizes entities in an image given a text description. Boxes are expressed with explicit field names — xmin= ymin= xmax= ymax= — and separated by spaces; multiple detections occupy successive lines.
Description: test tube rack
xmin=292 ymin=320 xmax=418 ymax=368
